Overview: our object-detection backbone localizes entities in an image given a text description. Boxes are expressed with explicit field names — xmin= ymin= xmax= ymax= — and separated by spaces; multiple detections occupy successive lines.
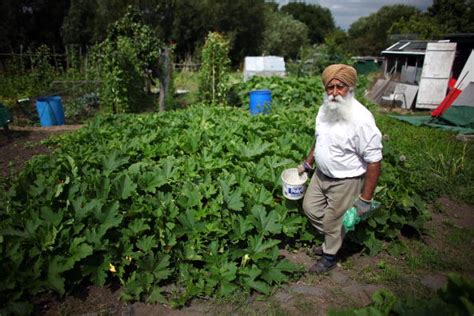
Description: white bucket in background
xmin=281 ymin=168 xmax=308 ymax=200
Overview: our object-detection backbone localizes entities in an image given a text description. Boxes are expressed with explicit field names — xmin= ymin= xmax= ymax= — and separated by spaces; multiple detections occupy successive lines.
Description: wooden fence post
xmin=65 ymin=45 xmax=69 ymax=70
xmin=53 ymin=46 xmax=59 ymax=71
xmin=158 ymin=48 xmax=173 ymax=112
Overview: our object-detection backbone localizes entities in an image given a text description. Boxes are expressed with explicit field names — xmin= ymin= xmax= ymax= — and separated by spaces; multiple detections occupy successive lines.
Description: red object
xmin=431 ymin=78 xmax=462 ymax=118
xmin=448 ymin=78 xmax=456 ymax=89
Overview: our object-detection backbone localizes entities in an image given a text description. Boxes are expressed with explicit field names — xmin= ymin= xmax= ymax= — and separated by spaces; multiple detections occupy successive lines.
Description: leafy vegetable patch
xmin=0 ymin=104 xmax=315 ymax=311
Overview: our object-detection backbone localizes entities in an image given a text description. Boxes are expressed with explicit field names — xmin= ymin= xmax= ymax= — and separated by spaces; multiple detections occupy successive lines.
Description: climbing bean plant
xmin=199 ymin=32 xmax=231 ymax=105
xmin=92 ymin=8 xmax=165 ymax=113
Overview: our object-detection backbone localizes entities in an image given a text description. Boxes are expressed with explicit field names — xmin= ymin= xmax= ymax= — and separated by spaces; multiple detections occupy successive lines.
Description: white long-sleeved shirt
xmin=314 ymin=98 xmax=382 ymax=179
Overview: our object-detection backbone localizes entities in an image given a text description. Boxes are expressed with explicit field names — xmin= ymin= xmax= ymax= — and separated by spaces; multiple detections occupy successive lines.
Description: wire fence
xmin=0 ymin=47 xmax=201 ymax=74
xmin=0 ymin=45 xmax=91 ymax=74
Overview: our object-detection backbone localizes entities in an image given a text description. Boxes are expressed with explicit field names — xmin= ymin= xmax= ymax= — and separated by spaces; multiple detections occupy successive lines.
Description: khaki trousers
xmin=302 ymin=169 xmax=364 ymax=255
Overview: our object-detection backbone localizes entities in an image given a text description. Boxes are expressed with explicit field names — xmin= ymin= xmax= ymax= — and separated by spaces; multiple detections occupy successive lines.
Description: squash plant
xmin=0 ymin=105 xmax=314 ymax=312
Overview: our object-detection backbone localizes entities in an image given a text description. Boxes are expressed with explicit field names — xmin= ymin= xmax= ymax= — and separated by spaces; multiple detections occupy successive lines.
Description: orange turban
xmin=321 ymin=64 xmax=357 ymax=88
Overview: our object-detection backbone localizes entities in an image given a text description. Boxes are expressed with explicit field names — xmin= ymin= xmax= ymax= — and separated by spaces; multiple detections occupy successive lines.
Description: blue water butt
xmin=49 ymin=96 xmax=65 ymax=125
xmin=36 ymin=97 xmax=55 ymax=127
xmin=35 ymin=96 xmax=65 ymax=126
xmin=249 ymin=90 xmax=272 ymax=115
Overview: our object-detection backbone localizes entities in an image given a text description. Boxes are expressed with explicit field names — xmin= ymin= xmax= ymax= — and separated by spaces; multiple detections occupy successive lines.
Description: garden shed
xmin=367 ymin=40 xmax=428 ymax=109
xmin=381 ymin=40 xmax=428 ymax=83
xmin=368 ymin=38 xmax=470 ymax=110
xmin=243 ymin=56 xmax=286 ymax=82
xmin=369 ymin=34 xmax=474 ymax=111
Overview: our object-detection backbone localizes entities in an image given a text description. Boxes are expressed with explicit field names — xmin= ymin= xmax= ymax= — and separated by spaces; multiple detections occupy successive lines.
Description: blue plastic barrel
xmin=36 ymin=98 xmax=55 ymax=127
xmin=249 ymin=90 xmax=272 ymax=115
xmin=35 ymin=96 xmax=65 ymax=126
xmin=49 ymin=96 xmax=65 ymax=125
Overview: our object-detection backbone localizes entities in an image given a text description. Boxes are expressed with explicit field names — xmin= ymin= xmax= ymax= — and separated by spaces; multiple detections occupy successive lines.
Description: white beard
xmin=319 ymin=92 xmax=355 ymax=123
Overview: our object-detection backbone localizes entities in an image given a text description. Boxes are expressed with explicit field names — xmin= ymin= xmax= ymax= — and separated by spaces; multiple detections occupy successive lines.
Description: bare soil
xmin=1 ymin=126 xmax=473 ymax=316
xmin=0 ymin=125 xmax=83 ymax=178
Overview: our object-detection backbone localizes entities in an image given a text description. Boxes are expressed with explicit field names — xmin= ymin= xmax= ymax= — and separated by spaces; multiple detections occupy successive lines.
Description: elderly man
xmin=298 ymin=64 xmax=383 ymax=274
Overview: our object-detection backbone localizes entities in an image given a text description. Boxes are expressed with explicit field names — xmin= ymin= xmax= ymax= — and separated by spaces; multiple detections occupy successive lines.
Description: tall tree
xmin=0 ymin=0 xmax=19 ymax=52
xmin=280 ymin=2 xmax=335 ymax=44
xmin=151 ymin=0 xmax=176 ymax=41
xmin=200 ymin=0 xmax=267 ymax=64
xmin=1 ymin=0 xmax=70 ymax=52
xmin=62 ymin=0 xmax=152 ymax=47
xmin=261 ymin=10 xmax=309 ymax=59
xmin=165 ymin=1 xmax=209 ymax=61
xmin=154 ymin=0 xmax=267 ymax=64
xmin=62 ymin=0 xmax=99 ymax=47
xmin=389 ymin=14 xmax=445 ymax=40
xmin=428 ymin=0 xmax=474 ymax=33
xmin=347 ymin=5 xmax=419 ymax=56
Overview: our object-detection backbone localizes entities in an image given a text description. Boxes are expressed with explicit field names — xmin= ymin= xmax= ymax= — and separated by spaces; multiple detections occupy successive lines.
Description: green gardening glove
xmin=354 ymin=196 xmax=371 ymax=216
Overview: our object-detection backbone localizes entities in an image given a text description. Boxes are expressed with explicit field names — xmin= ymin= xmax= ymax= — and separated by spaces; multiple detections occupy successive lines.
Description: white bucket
xmin=281 ymin=168 xmax=308 ymax=200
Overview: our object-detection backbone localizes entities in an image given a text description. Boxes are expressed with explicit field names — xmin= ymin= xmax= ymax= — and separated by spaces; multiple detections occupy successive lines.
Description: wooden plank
xmin=416 ymin=42 xmax=457 ymax=109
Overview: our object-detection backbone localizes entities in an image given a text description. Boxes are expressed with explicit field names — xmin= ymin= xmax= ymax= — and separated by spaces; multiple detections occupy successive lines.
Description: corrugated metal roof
xmin=382 ymin=40 xmax=430 ymax=55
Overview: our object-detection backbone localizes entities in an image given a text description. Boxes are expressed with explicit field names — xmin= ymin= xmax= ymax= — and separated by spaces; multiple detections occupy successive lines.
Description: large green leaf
xmin=67 ymin=238 xmax=93 ymax=267
xmin=251 ymin=205 xmax=282 ymax=235
xmin=177 ymin=183 xmax=202 ymax=209
xmin=72 ymin=197 xmax=102 ymax=221
xmin=226 ymin=189 xmax=244 ymax=211
xmin=136 ymin=235 xmax=156 ymax=252
xmin=254 ymin=185 xmax=274 ymax=205
xmin=239 ymin=138 xmax=272 ymax=160
xmin=147 ymin=286 xmax=166 ymax=304
xmin=247 ymin=235 xmax=280 ymax=258
xmin=82 ymin=254 xmax=110 ymax=287
xmin=102 ymin=150 xmax=129 ymax=176
xmin=121 ymin=271 xmax=154 ymax=301
xmin=246 ymin=280 xmax=270 ymax=295
xmin=138 ymin=169 xmax=168 ymax=193
xmin=262 ymin=259 xmax=300 ymax=284
xmin=94 ymin=201 xmax=123 ymax=231
xmin=218 ymin=179 xmax=243 ymax=212
xmin=127 ymin=218 xmax=150 ymax=235
xmin=113 ymin=173 xmax=137 ymax=199
xmin=230 ymin=215 xmax=254 ymax=241
xmin=153 ymin=254 xmax=172 ymax=280
xmin=46 ymin=257 xmax=68 ymax=295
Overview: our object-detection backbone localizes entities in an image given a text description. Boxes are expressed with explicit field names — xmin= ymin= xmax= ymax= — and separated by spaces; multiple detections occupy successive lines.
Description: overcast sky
xmin=275 ymin=0 xmax=433 ymax=30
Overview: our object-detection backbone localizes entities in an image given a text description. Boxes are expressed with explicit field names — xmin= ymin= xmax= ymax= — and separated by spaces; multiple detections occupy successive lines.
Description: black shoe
xmin=308 ymin=255 xmax=337 ymax=274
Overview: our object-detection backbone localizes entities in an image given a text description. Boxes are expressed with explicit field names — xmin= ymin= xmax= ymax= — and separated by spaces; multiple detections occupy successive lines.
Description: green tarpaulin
xmin=354 ymin=60 xmax=381 ymax=75
xmin=439 ymin=106 xmax=474 ymax=129
xmin=390 ymin=105 xmax=474 ymax=135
